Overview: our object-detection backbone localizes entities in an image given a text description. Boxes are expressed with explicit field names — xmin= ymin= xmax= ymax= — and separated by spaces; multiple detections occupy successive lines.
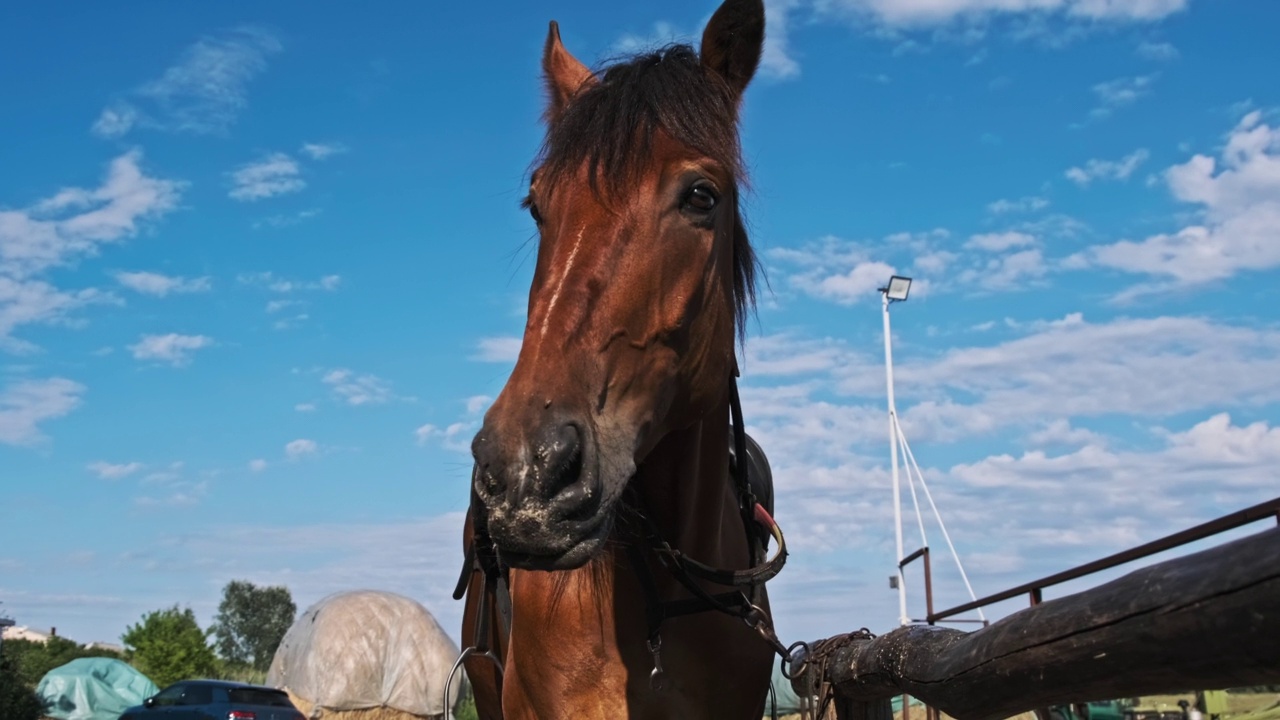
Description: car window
xmin=180 ymin=685 xmax=213 ymax=705
xmin=228 ymin=688 xmax=294 ymax=707
xmin=153 ymin=684 xmax=186 ymax=706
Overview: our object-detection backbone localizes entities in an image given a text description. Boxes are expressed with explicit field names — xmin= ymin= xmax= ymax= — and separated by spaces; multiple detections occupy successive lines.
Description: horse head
xmin=471 ymin=0 xmax=765 ymax=571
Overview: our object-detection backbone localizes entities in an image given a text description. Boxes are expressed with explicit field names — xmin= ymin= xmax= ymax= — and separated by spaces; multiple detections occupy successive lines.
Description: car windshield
xmin=228 ymin=688 xmax=293 ymax=707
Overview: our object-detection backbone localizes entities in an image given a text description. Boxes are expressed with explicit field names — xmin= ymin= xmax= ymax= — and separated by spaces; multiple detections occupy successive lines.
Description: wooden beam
xmin=799 ymin=526 xmax=1280 ymax=720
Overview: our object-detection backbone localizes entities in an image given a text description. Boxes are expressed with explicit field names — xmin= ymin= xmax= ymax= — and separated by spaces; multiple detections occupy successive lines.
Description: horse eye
xmin=684 ymin=185 xmax=718 ymax=213
xmin=528 ymin=202 xmax=543 ymax=225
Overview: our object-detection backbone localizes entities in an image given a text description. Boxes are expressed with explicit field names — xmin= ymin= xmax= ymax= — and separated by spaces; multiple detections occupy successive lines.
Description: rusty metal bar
xmin=901 ymin=546 xmax=937 ymax=625
xmin=922 ymin=547 xmax=934 ymax=621
xmin=899 ymin=547 xmax=927 ymax=567
xmin=929 ymin=495 xmax=1280 ymax=623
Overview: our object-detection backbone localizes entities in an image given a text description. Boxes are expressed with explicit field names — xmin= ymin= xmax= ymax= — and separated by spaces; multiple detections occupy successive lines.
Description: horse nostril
xmin=473 ymin=462 xmax=505 ymax=497
xmin=540 ymin=422 xmax=583 ymax=490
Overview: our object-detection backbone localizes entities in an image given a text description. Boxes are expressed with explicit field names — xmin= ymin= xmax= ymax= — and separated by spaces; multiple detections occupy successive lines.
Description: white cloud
xmin=952 ymin=414 xmax=1280 ymax=497
xmin=817 ymin=0 xmax=1187 ymax=28
xmin=87 ymin=461 xmax=144 ymax=480
xmin=771 ymin=237 xmax=902 ymax=304
xmin=238 ymin=272 xmax=341 ymax=293
xmin=91 ymin=105 xmax=138 ymax=138
xmin=135 ymin=480 xmax=208 ymax=508
xmin=92 ymin=27 xmax=280 ymax=138
xmin=473 ymin=336 xmax=522 ymax=363
xmin=1085 ymin=112 xmax=1280 ymax=286
xmin=128 ymin=333 xmax=213 ymax=367
xmin=762 ymin=0 xmax=803 ymax=80
xmin=737 ymin=313 xmax=1280 ymax=468
xmin=273 ymin=314 xmax=309 ymax=331
xmin=253 ymin=209 xmax=322 ymax=229
xmin=986 ymin=196 xmax=1049 ymax=214
xmin=1085 ymin=74 xmax=1157 ymax=120
xmin=726 ymin=320 xmax=1279 ymax=627
xmin=115 ymin=271 xmax=211 ymax=297
xmin=965 ymin=231 xmax=1036 ymax=252
xmin=613 ymin=0 xmax=800 ymax=81
xmin=0 ymin=378 xmax=85 ymax=446
xmin=812 ymin=260 xmax=897 ymax=304
xmin=847 ymin=314 xmax=1280 ymax=435
xmin=1 ymin=151 xmax=183 ymax=280
xmin=416 ymin=394 xmax=492 ymax=452
xmin=285 ymin=438 xmax=318 ymax=460
xmin=1027 ymin=419 xmax=1105 ymax=448
xmin=0 ymin=279 xmax=114 ymax=354
xmin=322 ymin=369 xmax=395 ymax=406
xmin=299 ymin=143 xmax=347 ymax=160
xmin=1093 ymin=74 xmax=1156 ymax=106
xmin=228 ymin=153 xmax=305 ymax=202
xmin=265 ymin=299 xmax=300 ymax=314
xmin=1065 ymin=149 xmax=1149 ymax=185
xmin=959 ymin=248 xmax=1048 ymax=290
xmin=1135 ymin=41 xmax=1179 ymax=60
xmin=295 ymin=403 xmax=317 ymax=413
xmin=613 ymin=21 xmax=687 ymax=54
xmin=0 ymin=151 xmax=181 ymax=350
xmin=414 ymin=422 xmax=475 ymax=453
xmin=248 ymin=459 xmax=268 ymax=473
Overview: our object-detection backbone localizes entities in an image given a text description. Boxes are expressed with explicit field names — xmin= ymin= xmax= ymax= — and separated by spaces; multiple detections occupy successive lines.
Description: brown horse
xmin=458 ymin=1 xmax=782 ymax=717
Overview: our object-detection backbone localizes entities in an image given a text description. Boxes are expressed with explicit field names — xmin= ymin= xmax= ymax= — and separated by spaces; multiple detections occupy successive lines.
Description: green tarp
xmin=36 ymin=657 xmax=158 ymax=720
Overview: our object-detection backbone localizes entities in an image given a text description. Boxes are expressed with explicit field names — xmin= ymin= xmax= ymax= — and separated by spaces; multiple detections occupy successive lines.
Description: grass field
xmin=776 ymin=692 xmax=1280 ymax=720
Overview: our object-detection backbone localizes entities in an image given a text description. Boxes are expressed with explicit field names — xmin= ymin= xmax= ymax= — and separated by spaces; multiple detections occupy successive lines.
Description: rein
xmin=624 ymin=375 xmax=790 ymax=690
xmin=448 ymin=376 xmax=791 ymax=711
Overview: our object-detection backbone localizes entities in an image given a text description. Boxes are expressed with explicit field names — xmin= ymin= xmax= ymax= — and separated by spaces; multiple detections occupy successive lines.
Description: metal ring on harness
xmin=444 ymin=646 xmax=504 ymax=715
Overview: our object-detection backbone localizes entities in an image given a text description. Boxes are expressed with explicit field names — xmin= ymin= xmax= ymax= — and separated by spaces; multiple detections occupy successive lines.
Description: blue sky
xmin=2 ymin=0 xmax=1278 ymax=649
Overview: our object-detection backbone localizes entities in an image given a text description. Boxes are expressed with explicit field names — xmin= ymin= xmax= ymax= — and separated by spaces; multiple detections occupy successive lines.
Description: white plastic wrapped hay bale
xmin=267 ymin=590 xmax=462 ymax=720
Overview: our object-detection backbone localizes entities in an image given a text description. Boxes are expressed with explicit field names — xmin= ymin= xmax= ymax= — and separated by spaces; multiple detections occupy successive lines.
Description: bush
xmin=1 ymin=637 xmax=122 ymax=687
xmin=454 ymin=683 xmax=478 ymax=720
xmin=0 ymin=653 xmax=44 ymax=720
xmin=121 ymin=606 xmax=217 ymax=688
xmin=211 ymin=662 xmax=266 ymax=686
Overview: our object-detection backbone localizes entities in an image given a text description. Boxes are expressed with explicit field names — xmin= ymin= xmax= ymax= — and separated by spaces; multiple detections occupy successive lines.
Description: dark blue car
xmin=119 ymin=679 xmax=306 ymax=720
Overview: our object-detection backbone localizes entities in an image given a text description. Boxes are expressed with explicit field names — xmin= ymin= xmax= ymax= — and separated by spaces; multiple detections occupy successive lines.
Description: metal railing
xmin=925 ymin=495 xmax=1280 ymax=624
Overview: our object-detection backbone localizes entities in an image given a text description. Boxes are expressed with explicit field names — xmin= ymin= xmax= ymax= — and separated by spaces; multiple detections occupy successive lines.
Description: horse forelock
xmin=533 ymin=43 xmax=760 ymax=342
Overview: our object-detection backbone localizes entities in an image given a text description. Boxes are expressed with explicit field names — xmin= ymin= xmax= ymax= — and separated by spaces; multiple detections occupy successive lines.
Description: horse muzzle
xmin=471 ymin=417 xmax=614 ymax=569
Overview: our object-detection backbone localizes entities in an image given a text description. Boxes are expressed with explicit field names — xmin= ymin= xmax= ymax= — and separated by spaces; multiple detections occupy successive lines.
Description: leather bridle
xmin=447 ymin=375 xmax=790 ymax=710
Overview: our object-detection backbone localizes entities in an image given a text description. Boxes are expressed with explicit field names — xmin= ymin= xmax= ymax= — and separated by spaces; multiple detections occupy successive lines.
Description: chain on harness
xmin=779 ymin=628 xmax=878 ymax=720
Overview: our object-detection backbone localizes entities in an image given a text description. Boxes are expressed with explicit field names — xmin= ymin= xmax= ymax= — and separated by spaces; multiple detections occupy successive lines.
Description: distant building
xmin=1 ymin=625 xmax=56 ymax=644
xmin=84 ymin=641 xmax=125 ymax=654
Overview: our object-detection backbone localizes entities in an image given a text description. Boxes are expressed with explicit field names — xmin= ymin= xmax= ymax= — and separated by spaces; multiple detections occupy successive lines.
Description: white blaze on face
xmin=540 ymin=224 xmax=585 ymax=340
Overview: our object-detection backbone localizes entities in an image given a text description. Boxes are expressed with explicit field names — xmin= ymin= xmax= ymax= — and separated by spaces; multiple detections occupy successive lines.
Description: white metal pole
xmin=883 ymin=291 xmax=908 ymax=626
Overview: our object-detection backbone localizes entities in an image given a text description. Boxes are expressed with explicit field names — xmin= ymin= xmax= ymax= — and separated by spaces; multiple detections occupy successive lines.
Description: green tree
xmin=0 ymin=653 xmax=44 ymax=720
xmin=209 ymin=580 xmax=296 ymax=672
xmin=121 ymin=606 xmax=216 ymax=688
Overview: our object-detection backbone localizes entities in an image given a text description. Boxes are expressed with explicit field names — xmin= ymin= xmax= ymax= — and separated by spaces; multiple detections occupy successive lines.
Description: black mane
xmin=534 ymin=44 xmax=759 ymax=339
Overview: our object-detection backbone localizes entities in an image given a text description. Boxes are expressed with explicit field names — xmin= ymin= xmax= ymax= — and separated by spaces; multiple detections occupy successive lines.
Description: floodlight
xmin=884 ymin=275 xmax=912 ymax=302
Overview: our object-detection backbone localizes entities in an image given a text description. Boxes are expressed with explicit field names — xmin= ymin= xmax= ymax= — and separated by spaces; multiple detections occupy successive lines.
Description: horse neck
xmin=631 ymin=397 xmax=743 ymax=566
xmin=498 ymin=396 xmax=748 ymax=716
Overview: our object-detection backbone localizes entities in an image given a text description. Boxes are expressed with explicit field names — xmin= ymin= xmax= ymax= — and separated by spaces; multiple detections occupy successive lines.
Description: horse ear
xmin=700 ymin=0 xmax=765 ymax=101
xmin=542 ymin=21 xmax=596 ymax=122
